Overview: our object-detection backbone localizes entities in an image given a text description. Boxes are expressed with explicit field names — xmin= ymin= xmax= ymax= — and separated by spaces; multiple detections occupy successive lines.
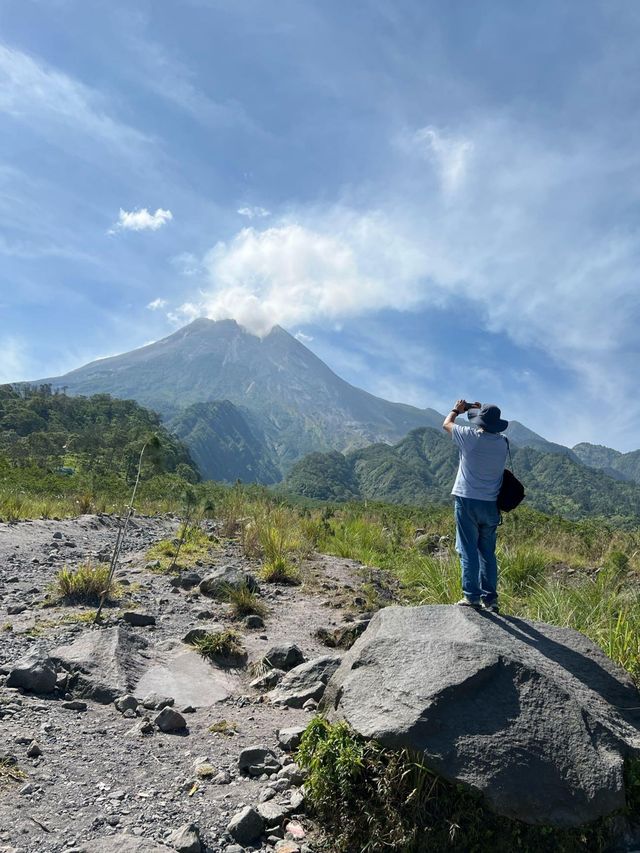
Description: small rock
xmin=227 ymin=806 xmax=264 ymax=846
xmin=7 ymin=605 xmax=27 ymax=616
xmin=6 ymin=652 xmax=57 ymax=694
xmin=155 ymin=706 xmax=187 ymax=733
xmin=277 ymin=764 xmax=307 ymax=787
xmin=257 ymin=800 xmax=293 ymax=825
xmin=213 ymin=769 xmax=231 ymax=784
xmin=289 ymin=790 xmax=305 ymax=811
xmin=19 ymin=783 xmax=34 ymax=795
xmin=250 ymin=669 xmax=284 ymax=691
xmin=182 ymin=628 xmax=208 ymax=645
xmin=245 ymin=614 xmax=264 ymax=629
xmin=123 ymin=612 xmax=156 ymax=628
xmin=262 ymin=645 xmax=305 ymax=672
xmin=145 ymin=560 xmax=161 ymax=570
xmin=277 ymin=726 xmax=306 ymax=752
xmin=166 ymin=822 xmax=202 ymax=853
xmin=275 ymin=842 xmax=300 ymax=853
xmin=26 ymin=741 xmax=42 ymax=758
xmin=61 ymin=700 xmax=87 ymax=711
xmin=114 ymin=694 xmax=139 ymax=714
xmin=302 ymin=699 xmax=318 ymax=711
xmin=170 ymin=571 xmax=202 ymax=590
xmin=259 ymin=786 xmax=276 ymax=803
xmin=238 ymin=746 xmax=281 ymax=776
xmin=142 ymin=693 xmax=174 ymax=711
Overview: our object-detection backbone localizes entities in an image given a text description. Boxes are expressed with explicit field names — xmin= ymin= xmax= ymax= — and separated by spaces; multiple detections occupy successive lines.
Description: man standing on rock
xmin=443 ymin=401 xmax=508 ymax=613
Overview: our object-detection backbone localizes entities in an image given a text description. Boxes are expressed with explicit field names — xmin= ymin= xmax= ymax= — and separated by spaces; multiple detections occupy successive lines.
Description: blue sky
xmin=1 ymin=0 xmax=639 ymax=450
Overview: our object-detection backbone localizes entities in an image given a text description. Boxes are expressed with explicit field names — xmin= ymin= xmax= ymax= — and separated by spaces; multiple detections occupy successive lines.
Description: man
xmin=442 ymin=400 xmax=508 ymax=613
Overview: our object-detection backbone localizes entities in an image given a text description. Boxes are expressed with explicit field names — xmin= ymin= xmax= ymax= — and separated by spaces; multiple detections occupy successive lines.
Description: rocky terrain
xmin=0 ymin=514 xmax=376 ymax=853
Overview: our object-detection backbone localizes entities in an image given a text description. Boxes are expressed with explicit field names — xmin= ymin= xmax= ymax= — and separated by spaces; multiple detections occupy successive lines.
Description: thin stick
xmin=94 ymin=440 xmax=148 ymax=623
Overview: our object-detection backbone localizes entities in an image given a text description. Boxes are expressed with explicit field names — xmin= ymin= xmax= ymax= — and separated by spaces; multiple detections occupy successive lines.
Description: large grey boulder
xmin=6 ymin=651 xmax=57 ymax=694
xmin=227 ymin=805 xmax=264 ymax=845
xmin=269 ymin=655 xmax=342 ymax=708
xmin=199 ymin=564 xmax=258 ymax=598
xmin=322 ymin=605 xmax=640 ymax=827
xmin=51 ymin=627 xmax=148 ymax=703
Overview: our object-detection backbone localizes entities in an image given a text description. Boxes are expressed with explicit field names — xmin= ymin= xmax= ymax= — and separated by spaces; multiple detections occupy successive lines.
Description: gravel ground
xmin=0 ymin=514 xmax=375 ymax=853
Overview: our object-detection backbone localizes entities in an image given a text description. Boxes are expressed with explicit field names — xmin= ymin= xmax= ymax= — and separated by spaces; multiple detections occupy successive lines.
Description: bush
xmin=297 ymin=718 xmax=613 ymax=853
xmin=55 ymin=563 xmax=116 ymax=605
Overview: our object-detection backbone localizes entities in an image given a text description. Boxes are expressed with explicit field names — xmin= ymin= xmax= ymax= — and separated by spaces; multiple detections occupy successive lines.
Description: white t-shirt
xmin=451 ymin=425 xmax=508 ymax=501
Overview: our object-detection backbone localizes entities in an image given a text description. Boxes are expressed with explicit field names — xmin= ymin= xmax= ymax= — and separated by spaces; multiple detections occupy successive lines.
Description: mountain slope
xmin=573 ymin=442 xmax=640 ymax=484
xmin=285 ymin=427 xmax=640 ymax=520
xmin=36 ymin=318 xmax=444 ymax=473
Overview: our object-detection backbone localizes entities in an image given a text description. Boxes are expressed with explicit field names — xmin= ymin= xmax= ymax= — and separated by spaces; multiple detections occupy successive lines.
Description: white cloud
xmin=167 ymin=302 xmax=201 ymax=326
xmin=294 ymin=331 xmax=314 ymax=344
xmin=238 ymin=206 xmax=271 ymax=219
xmin=110 ymin=208 xmax=173 ymax=233
xmin=405 ymin=125 xmax=474 ymax=194
xmin=147 ymin=298 xmax=168 ymax=310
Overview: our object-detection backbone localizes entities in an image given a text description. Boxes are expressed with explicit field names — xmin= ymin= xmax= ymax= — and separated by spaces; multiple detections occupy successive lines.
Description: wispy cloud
xmin=238 ymin=206 xmax=271 ymax=219
xmin=0 ymin=43 xmax=150 ymax=154
xmin=294 ymin=330 xmax=314 ymax=343
xmin=147 ymin=298 xmax=168 ymax=310
xmin=398 ymin=125 xmax=474 ymax=194
xmin=110 ymin=207 xmax=173 ymax=233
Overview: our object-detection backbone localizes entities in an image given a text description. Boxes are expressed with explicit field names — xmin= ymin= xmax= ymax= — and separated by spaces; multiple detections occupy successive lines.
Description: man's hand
xmin=443 ymin=400 xmax=481 ymax=433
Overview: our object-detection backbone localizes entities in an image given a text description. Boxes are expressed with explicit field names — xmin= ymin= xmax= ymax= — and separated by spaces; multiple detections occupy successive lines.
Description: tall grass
xmin=55 ymin=563 xmax=118 ymax=605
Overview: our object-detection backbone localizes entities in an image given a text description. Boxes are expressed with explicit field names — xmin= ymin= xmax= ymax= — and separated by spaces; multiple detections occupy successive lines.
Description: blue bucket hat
xmin=467 ymin=403 xmax=508 ymax=434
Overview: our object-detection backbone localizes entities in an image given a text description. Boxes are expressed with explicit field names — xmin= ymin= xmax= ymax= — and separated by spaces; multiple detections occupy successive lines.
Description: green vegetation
xmin=208 ymin=719 xmax=239 ymax=736
xmin=190 ymin=629 xmax=246 ymax=665
xmin=0 ymin=756 xmax=26 ymax=788
xmin=284 ymin=427 xmax=640 ymax=523
xmin=297 ymin=718 xmax=616 ymax=853
xmin=221 ymin=583 xmax=267 ymax=619
xmin=145 ymin=523 xmax=217 ymax=572
xmin=0 ymin=384 xmax=199 ymax=520
xmin=54 ymin=563 xmax=118 ymax=605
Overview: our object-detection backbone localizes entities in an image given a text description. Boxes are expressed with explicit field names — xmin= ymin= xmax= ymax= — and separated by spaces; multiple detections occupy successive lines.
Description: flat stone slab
xmin=134 ymin=641 xmax=238 ymax=708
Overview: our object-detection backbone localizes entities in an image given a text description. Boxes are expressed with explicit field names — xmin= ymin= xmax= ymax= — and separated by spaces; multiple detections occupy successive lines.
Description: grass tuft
xmin=190 ymin=630 xmax=246 ymax=666
xmin=54 ymin=563 xmax=118 ymax=605
xmin=220 ymin=582 xmax=267 ymax=619
xmin=0 ymin=755 xmax=26 ymax=788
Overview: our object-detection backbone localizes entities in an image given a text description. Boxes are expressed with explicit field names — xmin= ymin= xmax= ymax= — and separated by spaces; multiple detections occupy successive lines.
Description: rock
xmin=166 ymin=822 xmax=202 ymax=853
xmin=6 ymin=651 xmax=57 ymax=694
xmin=277 ymin=726 xmax=306 ymax=752
xmin=170 ymin=571 xmax=202 ymax=590
xmin=213 ymin=769 xmax=231 ymax=784
xmin=285 ymin=819 xmax=305 ymax=839
xmin=145 ymin=560 xmax=162 ymax=570
xmin=51 ymin=626 xmax=148 ymax=703
xmin=257 ymin=800 xmax=293 ymax=825
xmin=259 ymin=786 xmax=276 ymax=802
xmin=123 ymin=611 xmax=156 ymax=627
xmin=61 ymin=700 xmax=87 ymax=711
xmin=26 ymin=740 xmax=42 ymax=758
xmin=414 ymin=533 xmax=441 ymax=554
xmin=245 ymin=614 xmax=264 ymax=629
xmin=182 ymin=628 xmax=208 ymax=645
xmin=322 ymin=604 xmax=640 ymax=827
xmin=199 ymin=565 xmax=259 ymax=598
xmin=315 ymin=616 xmax=371 ymax=650
xmin=154 ymin=706 xmax=187 ymax=733
xmin=302 ymin=699 xmax=317 ymax=711
xmin=275 ymin=842 xmax=300 ymax=853
xmin=262 ymin=644 xmax=305 ymax=671
xmin=238 ymin=745 xmax=282 ymax=776
xmin=269 ymin=655 xmax=342 ymax=708
xmin=114 ymin=694 xmax=139 ymax=714
xmin=142 ymin=692 xmax=174 ymax=710
xmin=277 ymin=763 xmax=307 ymax=786
xmin=289 ymin=790 xmax=305 ymax=811
xmin=227 ymin=805 xmax=264 ymax=845
xmin=250 ymin=669 xmax=285 ymax=691
xmin=7 ymin=605 xmax=27 ymax=615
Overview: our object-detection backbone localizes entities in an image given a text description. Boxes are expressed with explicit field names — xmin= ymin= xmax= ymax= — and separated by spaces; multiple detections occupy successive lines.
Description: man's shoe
xmin=456 ymin=598 xmax=481 ymax=609
xmin=481 ymin=600 xmax=500 ymax=614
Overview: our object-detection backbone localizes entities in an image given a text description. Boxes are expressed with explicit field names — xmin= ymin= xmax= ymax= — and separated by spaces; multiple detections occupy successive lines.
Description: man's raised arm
xmin=442 ymin=400 xmax=481 ymax=434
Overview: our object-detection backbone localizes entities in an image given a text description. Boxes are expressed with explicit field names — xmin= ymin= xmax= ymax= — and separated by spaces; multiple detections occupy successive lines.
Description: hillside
xmin=573 ymin=442 xmax=640 ymax=484
xmin=0 ymin=384 xmax=199 ymax=487
xmin=285 ymin=427 xmax=640 ymax=520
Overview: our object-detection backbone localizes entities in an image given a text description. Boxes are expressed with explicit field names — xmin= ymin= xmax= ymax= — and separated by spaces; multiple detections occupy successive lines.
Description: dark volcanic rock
xmin=269 ymin=655 xmax=342 ymax=708
xmin=322 ymin=604 xmax=640 ymax=827
xmin=6 ymin=651 xmax=57 ymax=694
xmin=51 ymin=626 xmax=148 ymax=703
xmin=122 ymin=611 xmax=156 ymax=627
xmin=262 ymin=643 xmax=305 ymax=671
xmin=199 ymin=564 xmax=259 ymax=598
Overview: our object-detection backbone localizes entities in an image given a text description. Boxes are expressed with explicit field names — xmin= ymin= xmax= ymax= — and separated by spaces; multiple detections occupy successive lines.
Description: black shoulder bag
xmin=497 ymin=437 xmax=525 ymax=512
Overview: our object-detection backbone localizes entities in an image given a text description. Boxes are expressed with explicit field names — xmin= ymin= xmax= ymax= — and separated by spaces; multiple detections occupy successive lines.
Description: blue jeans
xmin=454 ymin=497 xmax=500 ymax=604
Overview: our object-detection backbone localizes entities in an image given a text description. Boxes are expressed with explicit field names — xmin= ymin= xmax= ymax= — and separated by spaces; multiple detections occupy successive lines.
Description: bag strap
xmin=504 ymin=435 xmax=515 ymax=472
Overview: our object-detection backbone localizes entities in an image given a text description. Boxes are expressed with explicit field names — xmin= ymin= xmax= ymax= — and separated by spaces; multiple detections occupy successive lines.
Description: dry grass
xmin=54 ymin=563 xmax=118 ymax=605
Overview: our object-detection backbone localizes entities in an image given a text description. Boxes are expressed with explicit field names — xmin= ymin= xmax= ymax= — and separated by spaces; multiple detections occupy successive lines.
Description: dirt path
xmin=0 ymin=514 xmax=376 ymax=853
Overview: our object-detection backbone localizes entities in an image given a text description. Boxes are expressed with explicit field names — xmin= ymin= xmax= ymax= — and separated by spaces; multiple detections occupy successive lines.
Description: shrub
xmin=55 ymin=563 xmax=117 ymax=605
xmin=297 ymin=718 xmax=612 ymax=853
xmin=0 ymin=755 xmax=26 ymax=787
